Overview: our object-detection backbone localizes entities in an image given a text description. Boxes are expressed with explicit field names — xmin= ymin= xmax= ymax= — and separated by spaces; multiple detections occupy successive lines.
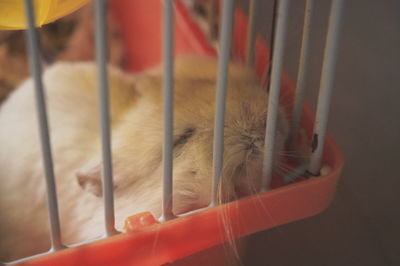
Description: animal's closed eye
xmin=174 ymin=128 xmax=196 ymax=147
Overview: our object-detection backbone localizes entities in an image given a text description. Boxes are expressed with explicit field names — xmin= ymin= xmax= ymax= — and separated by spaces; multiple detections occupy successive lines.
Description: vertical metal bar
xmin=261 ymin=0 xmax=290 ymax=190
xmin=288 ymin=0 xmax=315 ymax=148
xmin=208 ymin=0 xmax=217 ymax=41
xmin=264 ymin=0 xmax=278 ymax=91
xmin=160 ymin=0 xmax=175 ymax=222
xmin=308 ymin=0 xmax=344 ymax=175
xmin=94 ymin=0 xmax=118 ymax=236
xmin=23 ymin=0 xmax=64 ymax=251
xmin=210 ymin=0 xmax=235 ymax=207
xmin=245 ymin=0 xmax=259 ymax=66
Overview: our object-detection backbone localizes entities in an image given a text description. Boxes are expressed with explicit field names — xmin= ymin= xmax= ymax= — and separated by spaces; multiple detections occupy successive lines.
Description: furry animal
xmin=0 ymin=57 xmax=289 ymax=261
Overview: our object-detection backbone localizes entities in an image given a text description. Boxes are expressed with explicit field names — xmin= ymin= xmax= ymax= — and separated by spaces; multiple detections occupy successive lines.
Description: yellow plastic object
xmin=0 ymin=0 xmax=90 ymax=30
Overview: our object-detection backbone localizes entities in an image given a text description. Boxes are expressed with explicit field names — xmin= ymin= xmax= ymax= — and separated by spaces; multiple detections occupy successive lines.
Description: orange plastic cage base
xmin=15 ymin=0 xmax=344 ymax=265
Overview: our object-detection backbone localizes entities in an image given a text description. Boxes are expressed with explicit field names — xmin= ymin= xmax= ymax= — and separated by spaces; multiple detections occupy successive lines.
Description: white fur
xmin=0 ymin=58 xmax=289 ymax=261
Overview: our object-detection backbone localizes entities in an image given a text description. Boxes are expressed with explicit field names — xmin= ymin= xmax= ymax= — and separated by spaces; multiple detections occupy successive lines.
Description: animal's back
xmin=0 ymin=62 xmax=136 ymax=261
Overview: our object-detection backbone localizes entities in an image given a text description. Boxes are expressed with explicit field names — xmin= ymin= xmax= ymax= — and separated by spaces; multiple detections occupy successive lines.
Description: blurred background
xmin=236 ymin=0 xmax=400 ymax=265
xmin=0 ymin=0 xmax=398 ymax=265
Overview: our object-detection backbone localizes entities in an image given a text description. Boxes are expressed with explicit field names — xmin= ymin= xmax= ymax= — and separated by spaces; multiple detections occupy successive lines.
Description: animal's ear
xmin=76 ymin=157 xmax=123 ymax=197
xmin=75 ymin=160 xmax=103 ymax=197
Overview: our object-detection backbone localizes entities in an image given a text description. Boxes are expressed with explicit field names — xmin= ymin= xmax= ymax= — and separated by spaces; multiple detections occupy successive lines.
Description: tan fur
xmin=0 ymin=57 xmax=288 ymax=261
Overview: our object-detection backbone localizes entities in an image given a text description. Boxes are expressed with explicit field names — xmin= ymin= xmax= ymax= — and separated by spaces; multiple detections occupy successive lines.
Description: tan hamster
xmin=0 ymin=57 xmax=289 ymax=261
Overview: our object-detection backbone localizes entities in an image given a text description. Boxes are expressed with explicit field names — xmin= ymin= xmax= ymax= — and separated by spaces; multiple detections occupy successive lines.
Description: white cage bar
xmin=289 ymin=0 xmax=315 ymax=149
xmin=94 ymin=0 xmax=118 ymax=236
xmin=161 ymin=0 xmax=176 ymax=221
xmin=245 ymin=0 xmax=259 ymax=66
xmin=261 ymin=0 xmax=290 ymax=190
xmin=23 ymin=0 xmax=64 ymax=252
xmin=308 ymin=0 xmax=344 ymax=175
xmin=210 ymin=0 xmax=235 ymax=207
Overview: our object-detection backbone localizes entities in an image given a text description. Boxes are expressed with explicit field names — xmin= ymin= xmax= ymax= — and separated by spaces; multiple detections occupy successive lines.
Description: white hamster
xmin=0 ymin=57 xmax=289 ymax=261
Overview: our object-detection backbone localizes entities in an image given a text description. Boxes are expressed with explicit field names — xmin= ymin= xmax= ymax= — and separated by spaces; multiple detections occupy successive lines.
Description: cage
xmin=0 ymin=0 xmax=344 ymax=265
